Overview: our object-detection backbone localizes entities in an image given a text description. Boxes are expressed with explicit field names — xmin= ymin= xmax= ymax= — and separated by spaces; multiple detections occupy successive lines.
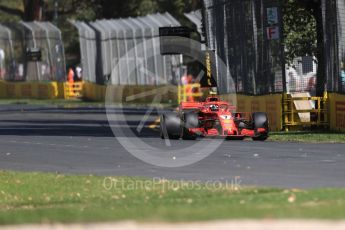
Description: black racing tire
xmin=181 ymin=112 xmax=198 ymax=140
xmin=251 ymin=112 xmax=269 ymax=141
xmin=160 ymin=113 xmax=181 ymax=140
xmin=252 ymin=135 xmax=268 ymax=141
xmin=160 ymin=115 xmax=165 ymax=139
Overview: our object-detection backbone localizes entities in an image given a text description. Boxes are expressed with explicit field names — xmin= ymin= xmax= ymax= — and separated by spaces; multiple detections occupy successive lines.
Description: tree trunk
xmin=314 ymin=2 xmax=326 ymax=96
xmin=23 ymin=0 xmax=44 ymax=21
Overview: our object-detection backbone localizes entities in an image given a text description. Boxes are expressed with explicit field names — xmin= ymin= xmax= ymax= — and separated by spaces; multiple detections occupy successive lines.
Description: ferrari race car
xmin=160 ymin=96 xmax=269 ymax=141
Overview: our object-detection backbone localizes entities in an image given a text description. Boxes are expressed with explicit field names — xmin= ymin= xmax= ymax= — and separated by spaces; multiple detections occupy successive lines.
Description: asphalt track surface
xmin=0 ymin=105 xmax=344 ymax=188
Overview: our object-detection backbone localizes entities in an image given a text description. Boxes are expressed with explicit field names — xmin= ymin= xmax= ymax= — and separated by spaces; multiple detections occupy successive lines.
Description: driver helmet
xmin=210 ymin=104 xmax=219 ymax=111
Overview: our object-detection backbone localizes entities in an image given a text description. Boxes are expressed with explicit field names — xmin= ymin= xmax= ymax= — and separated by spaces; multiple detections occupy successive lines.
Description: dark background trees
xmin=0 ymin=0 xmax=325 ymax=94
xmin=0 ymin=0 xmax=201 ymax=65
xmin=283 ymin=0 xmax=317 ymax=65
xmin=283 ymin=0 xmax=325 ymax=95
xmin=0 ymin=0 xmax=201 ymax=22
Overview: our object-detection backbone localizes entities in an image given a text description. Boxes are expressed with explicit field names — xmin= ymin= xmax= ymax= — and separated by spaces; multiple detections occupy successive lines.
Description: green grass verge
xmin=269 ymin=132 xmax=345 ymax=143
xmin=0 ymin=171 xmax=345 ymax=224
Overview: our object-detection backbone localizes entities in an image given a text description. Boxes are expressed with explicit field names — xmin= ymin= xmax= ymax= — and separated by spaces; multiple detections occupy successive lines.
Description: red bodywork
xmin=179 ymin=97 xmax=268 ymax=138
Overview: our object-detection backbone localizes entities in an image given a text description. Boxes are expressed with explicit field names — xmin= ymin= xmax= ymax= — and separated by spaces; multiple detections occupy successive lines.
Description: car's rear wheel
xmin=252 ymin=135 xmax=268 ymax=141
xmin=251 ymin=112 xmax=269 ymax=141
xmin=181 ymin=112 xmax=198 ymax=140
xmin=160 ymin=113 xmax=181 ymax=140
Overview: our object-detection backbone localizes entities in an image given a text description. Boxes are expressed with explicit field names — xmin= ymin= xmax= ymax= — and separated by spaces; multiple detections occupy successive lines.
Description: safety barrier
xmin=283 ymin=93 xmax=329 ymax=131
xmin=0 ymin=81 xmax=5 ymax=98
xmin=1 ymin=79 xmax=342 ymax=133
xmin=328 ymin=93 xmax=345 ymax=132
xmin=83 ymin=82 xmax=178 ymax=103
xmin=0 ymin=81 xmax=86 ymax=99
xmin=221 ymin=94 xmax=283 ymax=131
xmin=0 ymin=81 xmax=59 ymax=99
xmin=83 ymin=82 xmax=106 ymax=101
xmin=64 ymin=82 xmax=84 ymax=99
xmin=0 ymin=80 xmax=179 ymax=102
xmin=178 ymin=83 xmax=203 ymax=104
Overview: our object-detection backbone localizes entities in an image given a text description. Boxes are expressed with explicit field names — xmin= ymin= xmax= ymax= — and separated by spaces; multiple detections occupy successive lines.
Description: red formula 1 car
xmin=160 ymin=96 xmax=269 ymax=141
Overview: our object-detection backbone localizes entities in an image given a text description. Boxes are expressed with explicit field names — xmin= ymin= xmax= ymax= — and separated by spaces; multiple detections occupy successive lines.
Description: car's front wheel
xmin=160 ymin=113 xmax=181 ymax=140
xmin=251 ymin=112 xmax=269 ymax=141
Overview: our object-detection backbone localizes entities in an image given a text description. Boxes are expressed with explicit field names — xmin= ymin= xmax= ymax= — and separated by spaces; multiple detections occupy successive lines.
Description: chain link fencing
xmin=0 ymin=24 xmax=14 ymax=81
xmin=202 ymin=0 xmax=284 ymax=95
xmin=0 ymin=21 xmax=66 ymax=82
xmin=202 ymin=0 xmax=345 ymax=95
xmin=71 ymin=12 xmax=183 ymax=86
xmin=286 ymin=56 xmax=317 ymax=95
xmin=335 ymin=0 xmax=345 ymax=93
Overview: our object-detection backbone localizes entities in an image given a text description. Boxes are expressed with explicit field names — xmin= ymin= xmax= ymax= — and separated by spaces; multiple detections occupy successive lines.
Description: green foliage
xmin=0 ymin=0 xmax=23 ymax=22
xmin=0 ymin=0 xmax=200 ymax=28
xmin=136 ymin=0 xmax=159 ymax=16
xmin=283 ymin=0 xmax=317 ymax=65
